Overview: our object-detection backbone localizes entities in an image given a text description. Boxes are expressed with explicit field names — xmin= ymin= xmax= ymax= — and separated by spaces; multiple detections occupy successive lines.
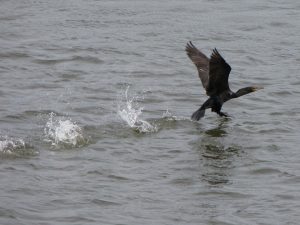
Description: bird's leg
xmin=217 ymin=111 xmax=229 ymax=117
xmin=210 ymin=96 xmax=228 ymax=117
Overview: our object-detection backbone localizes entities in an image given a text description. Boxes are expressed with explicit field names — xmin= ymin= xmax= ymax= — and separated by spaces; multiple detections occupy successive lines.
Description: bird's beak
xmin=252 ymin=86 xmax=264 ymax=92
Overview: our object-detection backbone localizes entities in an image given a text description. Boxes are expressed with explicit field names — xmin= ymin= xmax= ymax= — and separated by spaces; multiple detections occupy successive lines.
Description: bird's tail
xmin=191 ymin=107 xmax=205 ymax=121
xmin=191 ymin=98 xmax=213 ymax=121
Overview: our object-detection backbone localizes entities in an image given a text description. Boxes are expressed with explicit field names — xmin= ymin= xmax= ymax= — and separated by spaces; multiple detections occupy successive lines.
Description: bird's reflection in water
xmin=193 ymin=118 xmax=241 ymax=186
xmin=205 ymin=128 xmax=227 ymax=137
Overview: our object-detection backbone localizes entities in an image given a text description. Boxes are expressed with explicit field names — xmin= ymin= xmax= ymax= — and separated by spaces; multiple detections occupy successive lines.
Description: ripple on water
xmin=0 ymin=51 xmax=30 ymax=59
xmin=248 ymin=167 xmax=282 ymax=175
xmin=33 ymin=55 xmax=104 ymax=65
xmin=91 ymin=199 xmax=121 ymax=206
xmin=195 ymin=190 xmax=254 ymax=199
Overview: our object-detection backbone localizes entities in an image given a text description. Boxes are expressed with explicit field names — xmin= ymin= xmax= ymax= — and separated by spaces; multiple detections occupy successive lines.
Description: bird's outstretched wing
xmin=206 ymin=48 xmax=231 ymax=96
xmin=185 ymin=41 xmax=209 ymax=89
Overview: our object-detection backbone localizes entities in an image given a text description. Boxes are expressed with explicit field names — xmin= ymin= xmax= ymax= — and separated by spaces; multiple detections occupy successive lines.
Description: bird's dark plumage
xmin=185 ymin=41 xmax=209 ymax=89
xmin=207 ymin=48 xmax=231 ymax=96
xmin=186 ymin=41 xmax=262 ymax=120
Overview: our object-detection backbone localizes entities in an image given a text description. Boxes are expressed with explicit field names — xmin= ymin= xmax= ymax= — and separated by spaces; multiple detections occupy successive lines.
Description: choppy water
xmin=1 ymin=0 xmax=300 ymax=224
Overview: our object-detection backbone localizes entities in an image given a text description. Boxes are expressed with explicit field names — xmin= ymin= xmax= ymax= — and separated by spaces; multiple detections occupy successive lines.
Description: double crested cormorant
xmin=186 ymin=41 xmax=262 ymax=120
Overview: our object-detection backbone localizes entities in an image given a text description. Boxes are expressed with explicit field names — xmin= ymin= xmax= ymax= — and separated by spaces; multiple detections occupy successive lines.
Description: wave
xmin=44 ymin=112 xmax=89 ymax=149
xmin=33 ymin=55 xmax=103 ymax=65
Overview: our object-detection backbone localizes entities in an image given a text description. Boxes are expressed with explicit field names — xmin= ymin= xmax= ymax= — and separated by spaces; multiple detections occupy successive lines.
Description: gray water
xmin=1 ymin=0 xmax=300 ymax=224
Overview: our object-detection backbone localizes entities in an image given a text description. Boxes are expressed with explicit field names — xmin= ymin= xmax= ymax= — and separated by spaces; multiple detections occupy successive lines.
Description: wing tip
xmin=185 ymin=41 xmax=194 ymax=52
xmin=211 ymin=48 xmax=220 ymax=57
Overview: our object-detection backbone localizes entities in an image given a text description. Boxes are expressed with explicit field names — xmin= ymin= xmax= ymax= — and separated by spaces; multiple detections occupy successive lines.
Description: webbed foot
xmin=218 ymin=112 xmax=229 ymax=117
xmin=191 ymin=108 xmax=205 ymax=121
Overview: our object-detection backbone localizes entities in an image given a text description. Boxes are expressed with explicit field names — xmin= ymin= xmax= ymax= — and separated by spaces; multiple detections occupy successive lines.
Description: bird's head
xmin=251 ymin=86 xmax=264 ymax=92
xmin=234 ymin=86 xmax=263 ymax=98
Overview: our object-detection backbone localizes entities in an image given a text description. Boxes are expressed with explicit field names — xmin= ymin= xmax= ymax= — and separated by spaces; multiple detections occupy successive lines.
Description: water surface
xmin=0 ymin=0 xmax=300 ymax=224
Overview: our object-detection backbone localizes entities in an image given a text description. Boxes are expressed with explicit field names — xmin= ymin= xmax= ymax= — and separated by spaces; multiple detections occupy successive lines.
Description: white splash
xmin=0 ymin=136 xmax=36 ymax=157
xmin=0 ymin=137 xmax=26 ymax=154
xmin=44 ymin=112 xmax=86 ymax=148
xmin=162 ymin=109 xmax=174 ymax=119
xmin=118 ymin=87 xmax=157 ymax=133
xmin=162 ymin=109 xmax=185 ymax=121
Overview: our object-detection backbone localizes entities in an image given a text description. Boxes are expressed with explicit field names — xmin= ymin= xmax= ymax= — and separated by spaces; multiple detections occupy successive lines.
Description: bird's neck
xmin=234 ymin=87 xmax=256 ymax=98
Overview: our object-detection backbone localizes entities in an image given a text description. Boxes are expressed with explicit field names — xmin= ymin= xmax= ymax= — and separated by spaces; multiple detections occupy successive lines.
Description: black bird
xmin=186 ymin=41 xmax=262 ymax=120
